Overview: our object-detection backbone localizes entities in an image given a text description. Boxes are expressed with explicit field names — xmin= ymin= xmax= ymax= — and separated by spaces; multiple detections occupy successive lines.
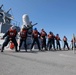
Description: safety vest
xmin=8 ymin=29 xmax=17 ymax=37
xmin=63 ymin=37 xmax=67 ymax=41
xmin=48 ymin=34 xmax=53 ymax=39
xmin=20 ymin=30 xmax=27 ymax=38
xmin=71 ymin=38 xmax=76 ymax=43
xmin=33 ymin=30 xmax=38 ymax=38
xmin=41 ymin=31 xmax=46 ymax=37
xmin=55 ymin=36 xmax=60 ymax=40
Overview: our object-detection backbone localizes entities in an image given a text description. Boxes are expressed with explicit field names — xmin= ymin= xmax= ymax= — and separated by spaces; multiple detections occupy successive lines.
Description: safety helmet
xmin=56 ymin=34 xmax=59 ymax=36
xmin=34 ymin=28 xmax=37 ymax=30
xmin=49 ymin=31 xmax=52 ymax=34
xmin=41 ymin=28 xmax=44 ymax=31
xmin=10 ymin=26 xmax=16 ymax=30
xmin=64 ymin=36 xmax=66 ymax=38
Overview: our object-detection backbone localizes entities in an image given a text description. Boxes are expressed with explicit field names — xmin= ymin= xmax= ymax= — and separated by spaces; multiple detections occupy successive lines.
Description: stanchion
xmin=61 ymin=40 xmax=64 ymax=50
xmin=73 ymin=34 xmax=75 ymax=54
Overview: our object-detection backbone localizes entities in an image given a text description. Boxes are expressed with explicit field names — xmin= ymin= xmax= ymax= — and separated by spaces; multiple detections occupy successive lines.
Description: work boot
xmin=68 ymin=47 xmax=70 ymax=50
xmin=25 ymin=50 xmax=27 ymax=52
xmin=15 ymin=50 xmax=19 ymax=52
xmin=1 ymin=47 xmax=4 ymax=52
xmin=25 ymin=48 xmax=27 ymax=52
xmin=1 ymin=50 xmax=3 ymax=52
xmin=15 ymin=46 xmax=18 ymax=52
xmin=59 ymin=48 xmax=61 ymax=50
xmin=54 ymin=48 xmax=56 ymax=50
xmin=39 ymin=48 xmax=41 ymax=51
xmin=45 ymin=47 xmax=48 ymax=51
xmin=30 ymin=49 xmax=32 ymax=52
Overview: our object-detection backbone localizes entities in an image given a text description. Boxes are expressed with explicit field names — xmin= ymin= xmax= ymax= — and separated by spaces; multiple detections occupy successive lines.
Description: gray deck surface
xmin=0 ymin=49 xmax=76 ymax=75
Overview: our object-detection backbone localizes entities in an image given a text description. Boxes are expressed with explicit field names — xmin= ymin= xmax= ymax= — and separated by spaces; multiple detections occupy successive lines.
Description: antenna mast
xmin=0 ymin=4 xmax=3 ymax=9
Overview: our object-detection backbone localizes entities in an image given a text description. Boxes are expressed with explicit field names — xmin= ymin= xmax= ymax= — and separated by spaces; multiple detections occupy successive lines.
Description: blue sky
xmin=0 ymin=0 xmax=76 ymax=42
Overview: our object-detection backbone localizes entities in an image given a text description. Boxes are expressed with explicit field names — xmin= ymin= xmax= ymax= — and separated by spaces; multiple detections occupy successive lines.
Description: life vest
xmin=10 ymin=42 xmax=14 ymax=49
xmin=71 ymin=38 xmax=76 ymax=43
xmin=33 ymin=30 xmax=38 ymax=38
xmin=8 ymin=29 xmax=17 ymax=37
xmin=41 ymin=31 xmax=46 ymax=37
xmin=20 ymin=29 xmax=27 ymax=38
xmin=55 ymin=36 xmax=60 ymax=40
xmin=63 ymin=37 xmax=67 ymax=41
xmin=48 ymin=34 xmax=53 ymax=39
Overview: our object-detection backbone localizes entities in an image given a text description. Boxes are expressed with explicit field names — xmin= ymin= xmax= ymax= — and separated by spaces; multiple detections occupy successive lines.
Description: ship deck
xmin=0 ymin=49 xmax=76 ymax=75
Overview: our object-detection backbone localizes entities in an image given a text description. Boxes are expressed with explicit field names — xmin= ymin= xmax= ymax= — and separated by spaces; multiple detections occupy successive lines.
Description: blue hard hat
xmin=34 ymin=28 xmax=37 ymax=30
xmin=49 ymin=31 xmax=52 ymax=34
xmin=56 ymin=34 xmax=59 ymax=36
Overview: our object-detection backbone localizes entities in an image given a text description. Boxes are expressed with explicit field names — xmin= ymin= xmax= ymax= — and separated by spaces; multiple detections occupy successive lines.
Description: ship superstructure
xmin=0 ymin=4 xmax=20 ymax=33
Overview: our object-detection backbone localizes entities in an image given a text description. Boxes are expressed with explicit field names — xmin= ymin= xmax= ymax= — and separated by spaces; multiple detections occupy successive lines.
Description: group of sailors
xmin=1 ymin=25 xmax=76 ymax=52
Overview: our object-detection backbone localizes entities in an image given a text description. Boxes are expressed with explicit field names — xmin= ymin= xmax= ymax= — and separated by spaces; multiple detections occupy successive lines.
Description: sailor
xmin=19 ymin=25 xmax=28 ymax=52
xmin=1 ymin=26 xmax=18 ymax=52
xmin=47 ymin=31 xmax=56 ymax=50
xmin=40 ymin=28 xmax=47 ymax=50
xmin=63 ymin=36 xmax=70 ymax=50
xmin=71 ymin=37 xmax=76 ymax=50
xmin=55 ymin=34 xmax=61 ymax=50
xmin=30 ymin=28 xmax=41 ymax=51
